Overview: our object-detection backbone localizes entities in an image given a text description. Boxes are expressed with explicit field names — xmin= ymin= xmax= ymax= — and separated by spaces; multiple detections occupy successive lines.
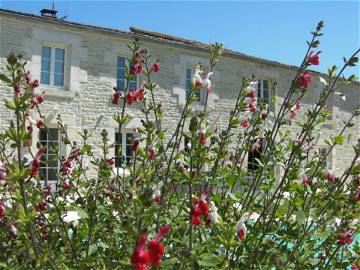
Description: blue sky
xmin=1 ymin=1 xmax=359 ymax=77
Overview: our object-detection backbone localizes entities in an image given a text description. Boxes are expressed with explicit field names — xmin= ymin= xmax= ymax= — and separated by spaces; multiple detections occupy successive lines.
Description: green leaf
xmin=198 ymin=254 xmax=224 ymax=266
xmin=75 ymin=207 xmax=88 ymax=219
xmin=5 ymin=101 xmax=16 ymax=110
xmin=296 ymin=209 xmax=305 ymax=225
xmin=88 ymin=244 xmax=98 ymax=256
xmin=227 ymin=192 xmax=240 ymax=202
xmin=0 ymin=74 xmax=12 ymax=84
xmin=334 ymin=135 xmax=344 ymax=145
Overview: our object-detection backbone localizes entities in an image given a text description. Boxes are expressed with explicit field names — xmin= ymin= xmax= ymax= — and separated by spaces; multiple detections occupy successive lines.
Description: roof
xmin=0 ymin=8 xmax=297 ymax=69
xmin=0 ymin=7 xmax=359 ymax=86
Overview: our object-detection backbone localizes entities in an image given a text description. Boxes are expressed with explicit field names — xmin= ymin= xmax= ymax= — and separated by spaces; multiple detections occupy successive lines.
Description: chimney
xmin=40 ymin=8 xmax=57 ymax=18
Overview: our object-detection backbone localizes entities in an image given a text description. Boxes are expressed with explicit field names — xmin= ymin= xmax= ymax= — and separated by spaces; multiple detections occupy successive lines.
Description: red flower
xmin=152 ymin=59 xmax=160 ymax=73
xmin=199 ymin=131 xmax=206 ymax=145
xmin=112 ymin=89 xmax=120 ymax=105
xmin=131 ymin=235 xmax=150 ymax=269
xmin=30 ymin=148 xmax=45 ymax=178
xmin=191 ymin=215 xmax=201 ymax=226
xmin=290 ymin=109 xmax=297 ymax=119
xmin=247 ymin=90 xmax=255 ymax=99
xmin=43 ymin=187 xmax=51 ymax=197
xmin=36 ymin=94 xmax=45 ymax=104
xmin=249 ymin=102 xmax=256 ymax=113
xmin=298 ymin=71 xmax=312 ymax=89
xmin=0 ymin=161 xmax=6 ymax=182
xmin=178 ymin=162 xmax=185 ymax=173
xmin=36 ymin=120 xmax=44 ymax=129
xmin=32 ymin=79 xmax=39 ymax=88
xmin=149 ymin=147 xmax=155 ymax=160
xmin=37 ymin=201 xmax=47 ymax=211
xmin=194 ymin=81 xmax=203 ymax=89
xmin=0 ymin=202 xmax=5 ymax=218
xmin=127 ymin=84 xmax=145 ymax=105
xmin=338 ymin=228 xmax=354 ymax=245
xmin=27 ymin=123 xmax=33 ymax=134
xmin=260 ymin=110 xmax=268 ymax=120
xmin=306 ymin=51 xmax=321 ymax=65
xmin=325 ymin=171 xmax=334 ymax=183
xmin=237 ymin=228 xmax=246 ymax=241
xmin=107 ymin=158 xmax=115 ymax=166
xmin=63 ymin=182 xmax=71 ymax=190
xmin=352 ymin=263 xmax=360 ymax=270
xmin=303 ymin=177 xmax=311 ymax=185
xmin=355 ymin=189 xmax=360 ymax=202
xmin=198 ymin=200 xmax=209 ymax=216
xmin=131 ymin=139 xmax=140 ymax=152
xmin=15 ymin=84 xmax=21 ymax=95
xmin=148 ymin=240 xmax=164 ymax=266
xmin=241 ymin=119 xmax=250 ymax=129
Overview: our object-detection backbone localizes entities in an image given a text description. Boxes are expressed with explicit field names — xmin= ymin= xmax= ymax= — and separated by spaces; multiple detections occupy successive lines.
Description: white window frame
xmin=257 ymin=79 xmax=270 ymax=106
xmin=114 ymin=132 xmax=138 ymax=167
xmin=116 ymin=56 xmax=139 ymax=92
xmin=40 ymin=43 xmax=67 ymax=89
xmin=39 ymin=127 xmax=61 ymax=183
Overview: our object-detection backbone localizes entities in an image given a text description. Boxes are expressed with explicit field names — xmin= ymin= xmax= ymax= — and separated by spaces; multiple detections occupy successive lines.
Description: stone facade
xmin=0 ymin=8 xmax=359 ymax=178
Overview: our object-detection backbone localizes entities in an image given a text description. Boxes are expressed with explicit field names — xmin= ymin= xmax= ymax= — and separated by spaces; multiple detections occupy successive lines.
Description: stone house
xmin=0 ymin=8 xmax=359 ymax=183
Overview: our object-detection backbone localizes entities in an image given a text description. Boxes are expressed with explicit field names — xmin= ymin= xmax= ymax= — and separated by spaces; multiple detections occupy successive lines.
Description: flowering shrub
xmin=0 ymin=21 xmax=359 ymax=269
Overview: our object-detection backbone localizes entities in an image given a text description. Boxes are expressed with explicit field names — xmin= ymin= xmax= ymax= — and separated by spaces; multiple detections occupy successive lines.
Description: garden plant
xmin=0 ymin=21 xmax=359 ymax=269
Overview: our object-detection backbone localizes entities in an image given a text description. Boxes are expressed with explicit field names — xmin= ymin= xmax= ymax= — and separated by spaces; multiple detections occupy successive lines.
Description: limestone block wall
xmin=0 ymin=12 xmax=359 ymax=178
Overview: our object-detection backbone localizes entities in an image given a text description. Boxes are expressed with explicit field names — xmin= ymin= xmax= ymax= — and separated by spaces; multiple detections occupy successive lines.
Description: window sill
xmin=35 ymin=87 xmax=75 ymax=99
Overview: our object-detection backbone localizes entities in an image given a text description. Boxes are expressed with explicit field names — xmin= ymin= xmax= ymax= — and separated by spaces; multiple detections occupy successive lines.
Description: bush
xmin=0 ymin=21 xmax=359 ymax=269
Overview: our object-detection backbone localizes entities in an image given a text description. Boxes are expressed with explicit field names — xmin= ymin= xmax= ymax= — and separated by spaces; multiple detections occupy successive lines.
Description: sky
xmin=0 ymin=0 xmax=359 ymax=78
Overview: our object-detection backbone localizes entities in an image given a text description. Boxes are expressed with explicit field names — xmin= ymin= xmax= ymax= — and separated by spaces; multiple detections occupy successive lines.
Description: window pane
xmin=186 ymin=69 xmax=192 ymax=80
xmin=55 ymin=48 xmax=65 ymax=61
xmin=117 ymin=79 xmax=125 ymax=92
xmin=263 ymin=80 xmax=269 ymax=89
xmin=117 ymin=57 xmax=125 ymax=67
xmin=263 ymin=89 xmax=269 ymax=99
xmin=257 ymin=80 xmax=262 ymax=98
xmin=42 ymin=46 xmax=51 ymax=59
xmin=126 ymin=134 xmax=134 ymax=144
xmin=47 ymin=168 xmax=58 ymax=181
xmin=128 ymin=80 xmax=137 ymax=90
xmin=40 ymin=168 xmax=47 ymax=180
xmin=55 ymin=61 xmax=64 ymax=74
xmin=41 ymin=72 xmax=50 ymax=85
xmin=117 ymin=68 xmax=124 ymax=79
xmin=41 ymin=59 xmax=51 ymax=72
xmin=39 ymin=129 xmax=47 ymax=141
xmin=115 ymin=133 xmax=122 ymax=145
xmin=48 ymin=128 xmax=59 ymax=140
xmin=48 ymin=159 xmax=58 ymax=168
xmin=54 ymin=73 xmax=64 ymax=86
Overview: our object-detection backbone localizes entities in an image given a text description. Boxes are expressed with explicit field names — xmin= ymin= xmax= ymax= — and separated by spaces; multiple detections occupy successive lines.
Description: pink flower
xmin=30 ymin=148 xmax=45 ymax=178
xmin=241 ymin=118 xmax=250 ymax=129
xmin=290 ymin=109 xmax=297 ymax=119
xmin=178 ymin=162 xmax=185 ymax=173
xmin=298 ymin=71 xmax=312 ymax=89
xmin=63 ymin=182 xmax=71 ymax=190
xmin=352 ymin=263 xmax=360 ymax=270
xmin=0 ymin=161 xmax=6 ymax=182
xmin=306 ymin=51 xmax=321 ymax=65
xmin=260 ymin=110 xmax=268 ymax=120
xmin=235 ymin=218 xmax=247 ymax=241
xmin=107 ymin=158 xmax=115 ymax=166
xmin=15 ymin=84 xmax=21 ymax=95
xmin=152 ymin=59 xmax=160 ymax=73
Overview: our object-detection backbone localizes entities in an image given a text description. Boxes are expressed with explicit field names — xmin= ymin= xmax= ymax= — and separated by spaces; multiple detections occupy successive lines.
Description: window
xmin=117 ymin=56 xmax=138 ymax=92
xmin=115 ymin=132 xmax=134 ymax=167
xmin=41 ymin=46 xmax=65 ymax=87
xmin=39 ymin=128 xmax=60 ymax=182
xmin=257 ymin=80 xmax=270 ymax=105
xmin=186 ymin=68 xmax=201 ymax=102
